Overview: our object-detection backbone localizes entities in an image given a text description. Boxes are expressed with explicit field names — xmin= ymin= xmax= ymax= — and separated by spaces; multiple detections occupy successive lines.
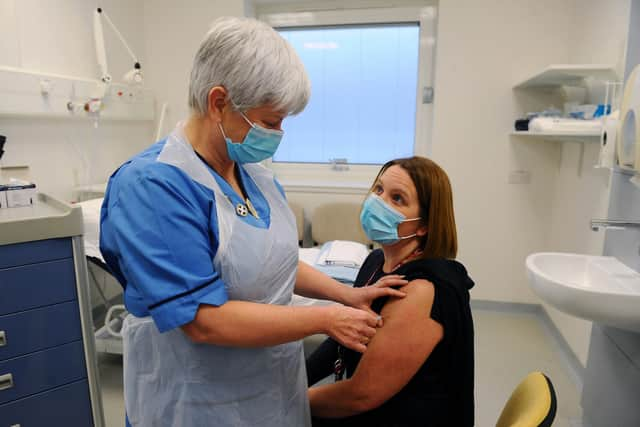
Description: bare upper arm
xmin=348 ymin=279 xmax=444 ymax=409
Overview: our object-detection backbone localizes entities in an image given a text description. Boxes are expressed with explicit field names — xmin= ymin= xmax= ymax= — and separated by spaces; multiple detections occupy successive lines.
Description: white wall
xmin=542 ymin=0 xmax=632 ymax=366
xmin=544 ymin=141 xmax=610 ymax=366
xmin=432 ymin=0 xmax=631 ymax=367
xmin=0 ymin=0 xmax=153 ymax=200
xmin=625 ymin=0 xmax=640 ymax=79
xmin=0 ymin=119 xmax=152 ymax=200
xmin=0 ymin=0 xmax=146 ymax=80
xmin=141 ymin=0 xmax=246 ymax=138
xmin=567 ymin=0 xmax=631 ymax=77
xmin=431 ymin=0 xmax=573 ymax=304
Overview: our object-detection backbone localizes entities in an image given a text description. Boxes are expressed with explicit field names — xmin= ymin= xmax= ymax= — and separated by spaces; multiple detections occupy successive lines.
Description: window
xmin=275 ymin=24 xmax=420 ymax=165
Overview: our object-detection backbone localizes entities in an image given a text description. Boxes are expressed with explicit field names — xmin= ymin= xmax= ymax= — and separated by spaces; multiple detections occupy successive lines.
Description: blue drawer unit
xmin=0 ymin=340 xmax=87 ymax=405
xmin=0 ymin=258 xmax=77 ymax=315
xmin=0 ymin=238 xmax=72 ymax=269
xmin=0 ymin=301 xmax=83 ymax=361
xmin=0 ymin=379 xmax=94 ymax=426
xmin=1 ymin=198 xmax=105 ymax=426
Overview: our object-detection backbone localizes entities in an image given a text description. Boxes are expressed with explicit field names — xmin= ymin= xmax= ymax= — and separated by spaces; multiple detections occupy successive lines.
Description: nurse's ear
xmin=206 ymin=86 xmax=229 ymax=123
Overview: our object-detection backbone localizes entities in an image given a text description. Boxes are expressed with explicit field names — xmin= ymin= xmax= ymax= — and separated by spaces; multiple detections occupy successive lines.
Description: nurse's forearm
xmin=181 ymin=301 xmax=373 ymax=350
xmin=294 ymin=261 xmax=350 ymax=304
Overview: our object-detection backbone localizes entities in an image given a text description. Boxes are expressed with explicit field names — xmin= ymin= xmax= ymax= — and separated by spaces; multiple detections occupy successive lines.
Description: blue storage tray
xmin=0 ymin=238 xmax=73 ymax=269
xmin=0 ymin=340 xmax=87 ymax=405
xmin=0 ymin=379 xmax=93 ymax=426
xmin=0 ymin=258 xmax=77 ymax=315
xmin=0 ymin=301 xmax=82 ymax=361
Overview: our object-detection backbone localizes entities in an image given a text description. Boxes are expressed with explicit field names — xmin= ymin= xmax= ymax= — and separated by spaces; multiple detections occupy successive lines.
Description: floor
xmin=97 ymin=308 xmax=583 ymax=426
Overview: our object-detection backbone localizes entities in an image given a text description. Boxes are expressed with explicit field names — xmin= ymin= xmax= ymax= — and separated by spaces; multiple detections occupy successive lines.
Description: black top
xmin=306 ymin=249 xmax=475 ymax=427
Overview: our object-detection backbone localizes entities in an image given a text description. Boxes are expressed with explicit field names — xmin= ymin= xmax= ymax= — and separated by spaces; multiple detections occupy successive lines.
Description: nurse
xmin=99 ymin=17 xmax=405 ymax=427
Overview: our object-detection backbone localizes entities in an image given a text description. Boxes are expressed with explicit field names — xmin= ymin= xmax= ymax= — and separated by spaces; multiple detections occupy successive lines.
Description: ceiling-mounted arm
xmin=93 ymin=8 xmax=110 ymax=84
xmin=93 ymin=7 xmax=143 ymax=88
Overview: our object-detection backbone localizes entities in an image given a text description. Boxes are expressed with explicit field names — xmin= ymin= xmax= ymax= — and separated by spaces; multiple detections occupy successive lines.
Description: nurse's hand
xmin=344 ymin=275 xmax=408 ymax=316
xmin=325 ymin=306 xmax=380 ymax=353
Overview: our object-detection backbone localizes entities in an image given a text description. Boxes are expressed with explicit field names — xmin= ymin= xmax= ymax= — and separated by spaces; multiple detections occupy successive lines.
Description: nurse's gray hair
xmin=188 ymin=17 xmax=310 ymax=115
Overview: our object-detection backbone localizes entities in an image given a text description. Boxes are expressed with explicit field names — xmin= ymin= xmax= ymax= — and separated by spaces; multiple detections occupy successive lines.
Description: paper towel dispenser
xmin=618 ymin=64 xmax=640 ymax=171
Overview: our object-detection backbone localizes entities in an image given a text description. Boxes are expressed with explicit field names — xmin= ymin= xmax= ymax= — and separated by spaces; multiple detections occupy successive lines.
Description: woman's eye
xmin=374 ymin=185 xmax=383 ymax=194
xmin=392 ymin=194 xmax=403 ymax=204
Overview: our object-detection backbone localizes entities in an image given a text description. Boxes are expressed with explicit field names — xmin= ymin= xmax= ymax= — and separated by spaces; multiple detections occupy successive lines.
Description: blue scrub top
xmin=100 ymin=139 xmax=286 ymax=333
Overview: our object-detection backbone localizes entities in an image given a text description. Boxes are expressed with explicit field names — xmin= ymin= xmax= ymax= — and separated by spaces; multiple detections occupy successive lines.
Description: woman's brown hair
xmin=370 ymin=156 xmax=458 ymax=259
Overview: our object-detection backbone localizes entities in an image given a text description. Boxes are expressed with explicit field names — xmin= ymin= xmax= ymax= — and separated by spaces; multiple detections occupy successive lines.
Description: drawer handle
xmin=0 ymin=373 xmax=14 ymax=391
xmin=0 ymin=330 xmax=6 ymax=347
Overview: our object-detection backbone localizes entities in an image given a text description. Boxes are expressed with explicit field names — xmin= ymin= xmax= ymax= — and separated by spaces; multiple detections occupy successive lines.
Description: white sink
xmin=526 ymin=253 xmax=640 ymax=333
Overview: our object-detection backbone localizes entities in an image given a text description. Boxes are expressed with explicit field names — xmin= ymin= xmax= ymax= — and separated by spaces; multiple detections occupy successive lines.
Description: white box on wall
xmin=0 ymin=188 xmax=7 ymax=208
xmin=4 ymin=183 xmax=36 ymax=207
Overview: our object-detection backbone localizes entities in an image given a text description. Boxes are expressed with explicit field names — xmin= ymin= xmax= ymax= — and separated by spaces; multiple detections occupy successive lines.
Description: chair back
xmin=496 ymin=371 xmax=557 ymax=427
xmin=311 ymin=202 xmax=370 ymax=246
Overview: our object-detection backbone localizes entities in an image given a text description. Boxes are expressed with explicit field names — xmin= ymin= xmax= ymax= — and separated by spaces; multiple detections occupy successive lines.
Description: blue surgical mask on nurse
xmin=219 ymin=110 xmax=284 ymax=164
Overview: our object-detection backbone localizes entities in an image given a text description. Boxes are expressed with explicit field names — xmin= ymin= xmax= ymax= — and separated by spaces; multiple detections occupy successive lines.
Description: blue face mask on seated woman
xmin=360 ymin=194 xmax=422 ymax=245
xmin=219 ymin=111 xmax=284 ymax=164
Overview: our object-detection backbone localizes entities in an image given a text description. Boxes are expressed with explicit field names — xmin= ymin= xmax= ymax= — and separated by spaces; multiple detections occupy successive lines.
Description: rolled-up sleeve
xmin=103 ymin=163 xmax=227 ymax=332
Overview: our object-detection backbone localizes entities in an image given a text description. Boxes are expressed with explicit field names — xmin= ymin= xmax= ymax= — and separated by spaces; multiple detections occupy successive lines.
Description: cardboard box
xmin=4 ymin=183 xmax=36 ymax=207
xmin=0 ymin=187 xmax=7 ymax=209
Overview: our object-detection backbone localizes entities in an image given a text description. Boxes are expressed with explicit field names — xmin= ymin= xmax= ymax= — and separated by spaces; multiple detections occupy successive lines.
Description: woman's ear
xmin=207 ymin=86 xmax=228 ymax=122
xmin=416 ymin=223 xmax=428 ymax=237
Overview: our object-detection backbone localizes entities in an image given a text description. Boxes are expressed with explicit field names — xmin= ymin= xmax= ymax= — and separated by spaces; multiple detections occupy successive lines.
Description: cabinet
xmin=0 ymin=195 xmax=104 ymax=426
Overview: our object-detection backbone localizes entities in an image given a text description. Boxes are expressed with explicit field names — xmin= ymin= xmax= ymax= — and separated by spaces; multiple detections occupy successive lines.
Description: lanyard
xmin=333 ymin=267 xmax=379 ymax=382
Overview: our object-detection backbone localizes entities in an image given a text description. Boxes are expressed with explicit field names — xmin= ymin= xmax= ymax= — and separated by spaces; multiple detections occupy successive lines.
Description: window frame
xmin=259 ymin=6 xmax=437 ymax=191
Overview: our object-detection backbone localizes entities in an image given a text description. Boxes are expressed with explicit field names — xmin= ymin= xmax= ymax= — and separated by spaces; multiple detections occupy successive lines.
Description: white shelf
xmin=510 ymin=131 xmax=602 ymax=143
xmin=513 ymin=64 xmax=618 ymax=89
xmin=0 ymin=66 xmax=155 ymax=121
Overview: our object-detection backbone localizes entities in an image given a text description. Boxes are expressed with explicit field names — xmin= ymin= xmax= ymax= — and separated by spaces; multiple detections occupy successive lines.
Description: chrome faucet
xmin=590 ymin=219 xmax=640 ymax=231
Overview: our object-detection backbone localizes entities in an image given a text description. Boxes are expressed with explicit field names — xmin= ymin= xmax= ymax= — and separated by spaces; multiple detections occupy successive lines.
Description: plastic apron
xmin=121 ymin=125 xmax=310 ymax=427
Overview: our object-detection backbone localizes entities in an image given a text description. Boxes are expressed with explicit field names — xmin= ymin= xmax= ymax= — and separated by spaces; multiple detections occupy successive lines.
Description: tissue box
xmin=3 ymin=183 xmax=36 ymax=207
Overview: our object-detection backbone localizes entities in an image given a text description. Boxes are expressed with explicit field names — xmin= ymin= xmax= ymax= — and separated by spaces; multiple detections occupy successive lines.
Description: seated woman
xmin=306 ymin=156 xmax=475 ymax=426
